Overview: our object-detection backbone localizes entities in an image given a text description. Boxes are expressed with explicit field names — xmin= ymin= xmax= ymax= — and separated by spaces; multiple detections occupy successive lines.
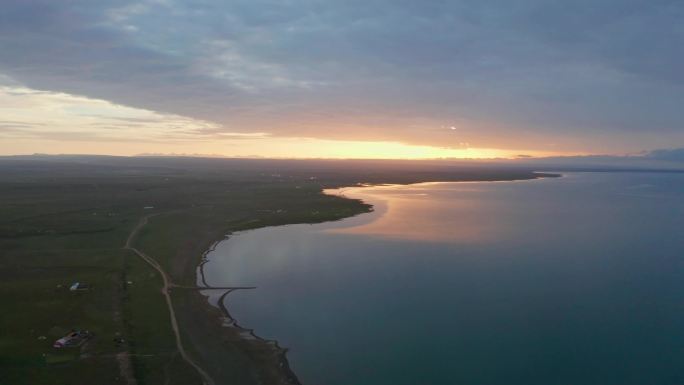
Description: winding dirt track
xmin=125 ymin=214 xmax=215 ymax=385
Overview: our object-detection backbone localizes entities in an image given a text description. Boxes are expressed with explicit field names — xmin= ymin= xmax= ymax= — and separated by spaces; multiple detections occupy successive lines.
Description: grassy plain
xmin=0 ymin=156 xmax=553 ymax=385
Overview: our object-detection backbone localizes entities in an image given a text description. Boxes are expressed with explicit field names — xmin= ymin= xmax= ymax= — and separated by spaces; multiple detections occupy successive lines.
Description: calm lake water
xmin=202 ymin=172 xmax=684 ymax=385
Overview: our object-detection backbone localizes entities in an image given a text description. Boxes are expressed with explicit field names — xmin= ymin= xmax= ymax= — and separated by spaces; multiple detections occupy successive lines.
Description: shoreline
xmin=215 ymin=289 xmax=302 ymax=385
xmin=187 ymin=171 xmax=560 ymax=384
xmin=196 ymin=245 xmax=302 ymax=385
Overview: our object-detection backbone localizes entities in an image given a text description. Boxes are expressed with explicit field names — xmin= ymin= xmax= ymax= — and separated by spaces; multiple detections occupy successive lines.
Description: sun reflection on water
xmin=324 ymin=183 xmax=501 ymax=243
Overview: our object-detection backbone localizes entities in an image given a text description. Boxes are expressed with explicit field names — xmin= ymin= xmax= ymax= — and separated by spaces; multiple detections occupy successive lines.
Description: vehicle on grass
xmin=53 ymin=330 xmax=92 ymax=348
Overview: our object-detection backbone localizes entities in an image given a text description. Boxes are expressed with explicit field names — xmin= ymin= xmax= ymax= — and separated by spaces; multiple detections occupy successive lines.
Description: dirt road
xmin=125 ymin=214 xmax=215 ymax=385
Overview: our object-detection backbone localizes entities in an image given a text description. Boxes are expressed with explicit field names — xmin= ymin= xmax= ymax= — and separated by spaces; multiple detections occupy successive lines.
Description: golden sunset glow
xmin=0 ymin=84 xmax=561 ymax=159
xmin=2 ymin=135 xmax=558 ymax=159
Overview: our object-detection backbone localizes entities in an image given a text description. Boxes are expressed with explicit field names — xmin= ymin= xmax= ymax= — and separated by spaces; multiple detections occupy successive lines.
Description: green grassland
xmin=0 ymin=156 xmax=551 ymax=385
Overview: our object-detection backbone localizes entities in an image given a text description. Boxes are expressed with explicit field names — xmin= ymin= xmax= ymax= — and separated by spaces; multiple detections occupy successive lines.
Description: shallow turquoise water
xmin=203 ymin=173 xmax=684 ymax=385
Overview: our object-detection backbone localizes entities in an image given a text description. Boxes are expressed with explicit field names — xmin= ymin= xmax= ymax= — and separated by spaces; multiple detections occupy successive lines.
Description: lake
xmin=201 ymin=172 xmax=684 ymax=385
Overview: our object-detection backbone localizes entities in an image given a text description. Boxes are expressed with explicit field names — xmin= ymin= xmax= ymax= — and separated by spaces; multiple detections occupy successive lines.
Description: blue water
xmin=203 ymin=173 xmax=684 ymax=385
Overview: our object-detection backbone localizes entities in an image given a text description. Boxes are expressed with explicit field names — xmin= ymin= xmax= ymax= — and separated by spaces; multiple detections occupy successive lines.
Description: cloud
xmin=0 ymin=0 xmax=683 ymax=153
xmin=646 ymin=148 xmax=684 ymax=162
xmin=0 ymin=84 xmax=264 ymax=142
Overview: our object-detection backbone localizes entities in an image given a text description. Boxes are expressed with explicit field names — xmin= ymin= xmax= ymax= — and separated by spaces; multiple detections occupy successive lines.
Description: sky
xmin=1 ymin=0 xmax=683 ymax=159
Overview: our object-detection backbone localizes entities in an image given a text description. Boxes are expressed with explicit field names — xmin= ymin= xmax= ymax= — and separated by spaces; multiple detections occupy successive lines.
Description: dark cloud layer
xmin=647 ymin=148 xmax=684 ymax=161
xmin=1 ymin=0 xmax=683 ymax=152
